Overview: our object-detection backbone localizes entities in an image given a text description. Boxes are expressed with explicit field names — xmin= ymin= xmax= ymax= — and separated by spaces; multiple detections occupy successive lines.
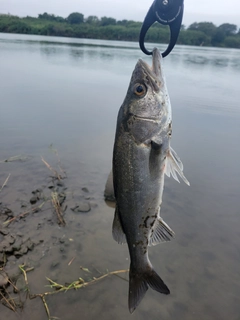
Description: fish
xmin=111 ymin=48 xmax=189 ymax=313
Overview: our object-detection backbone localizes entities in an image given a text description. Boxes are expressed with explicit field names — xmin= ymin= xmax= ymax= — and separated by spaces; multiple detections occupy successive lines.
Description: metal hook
xmin=139 ymin=0 xmax=184 ymax=57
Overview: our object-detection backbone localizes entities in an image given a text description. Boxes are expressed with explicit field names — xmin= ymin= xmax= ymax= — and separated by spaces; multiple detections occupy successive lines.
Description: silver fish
xmin=111 ymin=48 xmax=189 ymax=313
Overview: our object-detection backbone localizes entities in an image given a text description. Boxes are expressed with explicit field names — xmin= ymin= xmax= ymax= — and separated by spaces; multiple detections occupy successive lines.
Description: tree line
xmin=0 ymin=12 xmax=240 ymax=48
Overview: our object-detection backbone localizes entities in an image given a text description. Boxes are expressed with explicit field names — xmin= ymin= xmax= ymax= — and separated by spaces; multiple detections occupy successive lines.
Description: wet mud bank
xmin=0 ymin=152 xmax=110 ymax=319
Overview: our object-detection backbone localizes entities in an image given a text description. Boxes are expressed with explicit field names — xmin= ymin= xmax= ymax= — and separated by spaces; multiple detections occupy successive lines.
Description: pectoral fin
xmin=149 ymin=217 xmax=175 ymax=246
xmin=112 ymin=206 xmax=126 ymax=244
xmin=165 ymin=147 xmax=190 ymax=185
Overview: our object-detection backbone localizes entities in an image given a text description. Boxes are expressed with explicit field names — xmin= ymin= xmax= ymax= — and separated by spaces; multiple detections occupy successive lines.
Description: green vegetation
xmin=0 ymin=12 xmax=240 ymax=48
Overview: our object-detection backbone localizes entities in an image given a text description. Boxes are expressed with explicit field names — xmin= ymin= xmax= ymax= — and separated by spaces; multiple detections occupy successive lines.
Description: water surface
xmin=0 ymin=33 xmax=240 ymax=320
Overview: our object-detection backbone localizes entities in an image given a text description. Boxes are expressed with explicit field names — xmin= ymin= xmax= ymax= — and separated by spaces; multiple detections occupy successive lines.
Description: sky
xmin=0 ymin=0 xmax=239 ymax=28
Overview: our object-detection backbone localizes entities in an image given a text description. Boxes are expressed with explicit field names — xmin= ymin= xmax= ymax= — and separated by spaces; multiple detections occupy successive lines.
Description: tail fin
xmin=128 ymin=266 xmax=170 ymax=313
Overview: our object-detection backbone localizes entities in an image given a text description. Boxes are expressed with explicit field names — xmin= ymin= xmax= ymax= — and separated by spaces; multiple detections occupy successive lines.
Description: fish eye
xmin=133 ymin=83 xmax=146 ymax=97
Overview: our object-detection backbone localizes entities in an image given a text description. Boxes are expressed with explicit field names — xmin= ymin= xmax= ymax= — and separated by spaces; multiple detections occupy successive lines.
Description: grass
xmin=3 ymin=201 xmax=46 ymax=226
xmin=18 ymin=264 xmax=129 ymax=320
xmin=51 ymin=191 xmax=65 ymax=226
xmin=0 ymin=173 xmax=11 ymax=193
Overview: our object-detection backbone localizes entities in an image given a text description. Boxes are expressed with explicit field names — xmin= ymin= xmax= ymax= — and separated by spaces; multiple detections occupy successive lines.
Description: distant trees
xmin=67 ymin=12 xmax=84 ymax=24
xmin=224 ymin=36 xmax=240 ymax=48
xmin=38 ymin=12 xmax=55 ymax=20
xmin=188 ymin=22 xmax=217 ymax=37
xmin=184 ymin=21 xmax=239 ymax=47
xmin=100 ymin=16 xmax=116 ymax=26
xmin=38 ymin=12 xmax=65 ymax=22
xmin=85 ymin=16 xmax=99 ymax=25
xmin=0 ymin=13 xmax=239 ymax=49
xmin=218 ymin=23 xmax=237 ymax=36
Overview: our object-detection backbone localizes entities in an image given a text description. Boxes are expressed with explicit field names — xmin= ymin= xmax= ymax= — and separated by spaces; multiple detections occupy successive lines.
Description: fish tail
xmin=128 ymin=265 xmax=170 ymax=313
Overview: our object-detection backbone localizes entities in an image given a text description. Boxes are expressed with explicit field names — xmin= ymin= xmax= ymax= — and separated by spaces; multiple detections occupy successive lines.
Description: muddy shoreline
xmin=0 ymin=152 xmax=114 ymax=319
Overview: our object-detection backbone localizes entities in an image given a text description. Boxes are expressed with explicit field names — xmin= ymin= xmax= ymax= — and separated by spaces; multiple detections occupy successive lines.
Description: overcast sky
xmin=0 ymin=0 xmax=239 ymax=28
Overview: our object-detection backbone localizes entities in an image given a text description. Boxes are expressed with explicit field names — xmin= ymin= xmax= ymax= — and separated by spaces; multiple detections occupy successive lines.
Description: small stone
xmin=59 ymin=239 xmax=65 ymax=244
xmin=59 ymin=247 xmax=65 ymax=253
xmin=32 ymin=188 xmax=42 ymax=194
xmin=12 ymin=240 xmax=23 ymax=252
xmin=82 ymin=187 xmax=89 ymax=193
xmin=22 ymin=246 xmax=29 ymax=254
xmin=15 ymin=245 xmax=28 ymax=257
xmin=78 ymin=202 xmax=91 ymax=212
xmin=26 ymin=239 xmax=34 ymax=251
xmin=71 ymin=202 xmax=91 ymax=213
xmin=0 ymin=235 xmax=15 ymax=252
xmin=4 ymin=263 xmax=21 ymax=280
xmin=30 ymin=196 xmax=38 ymax=204
xmin=7 ymin=235 xmax=15 ymax=245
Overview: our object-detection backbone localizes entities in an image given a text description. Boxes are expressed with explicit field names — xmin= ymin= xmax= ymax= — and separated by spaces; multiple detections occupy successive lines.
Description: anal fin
xmin=112 ymin=206 xmax=126 ymax=244
xmin=149 ymin=217 xmax=175 ymax=246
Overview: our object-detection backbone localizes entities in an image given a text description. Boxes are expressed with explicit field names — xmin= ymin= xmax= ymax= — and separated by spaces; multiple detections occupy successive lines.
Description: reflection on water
xmin=2 ymin=33 xmax=239 ymax=71
xmin=0 ymin=33 xmax=240 ymax=320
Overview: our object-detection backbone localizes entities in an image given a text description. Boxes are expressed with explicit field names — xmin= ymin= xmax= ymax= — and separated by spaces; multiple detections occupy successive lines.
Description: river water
xmin=0 ymin=33 xmax=240 ymax=320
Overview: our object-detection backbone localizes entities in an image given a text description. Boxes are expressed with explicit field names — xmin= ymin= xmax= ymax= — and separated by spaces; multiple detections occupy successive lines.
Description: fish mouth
xmin=137 ymin=48 xmax=162 ymax=91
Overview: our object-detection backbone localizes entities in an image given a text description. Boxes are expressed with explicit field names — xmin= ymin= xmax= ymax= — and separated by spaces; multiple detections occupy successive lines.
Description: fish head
xmin=122 ymin=48 xmax=171 ymax=124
